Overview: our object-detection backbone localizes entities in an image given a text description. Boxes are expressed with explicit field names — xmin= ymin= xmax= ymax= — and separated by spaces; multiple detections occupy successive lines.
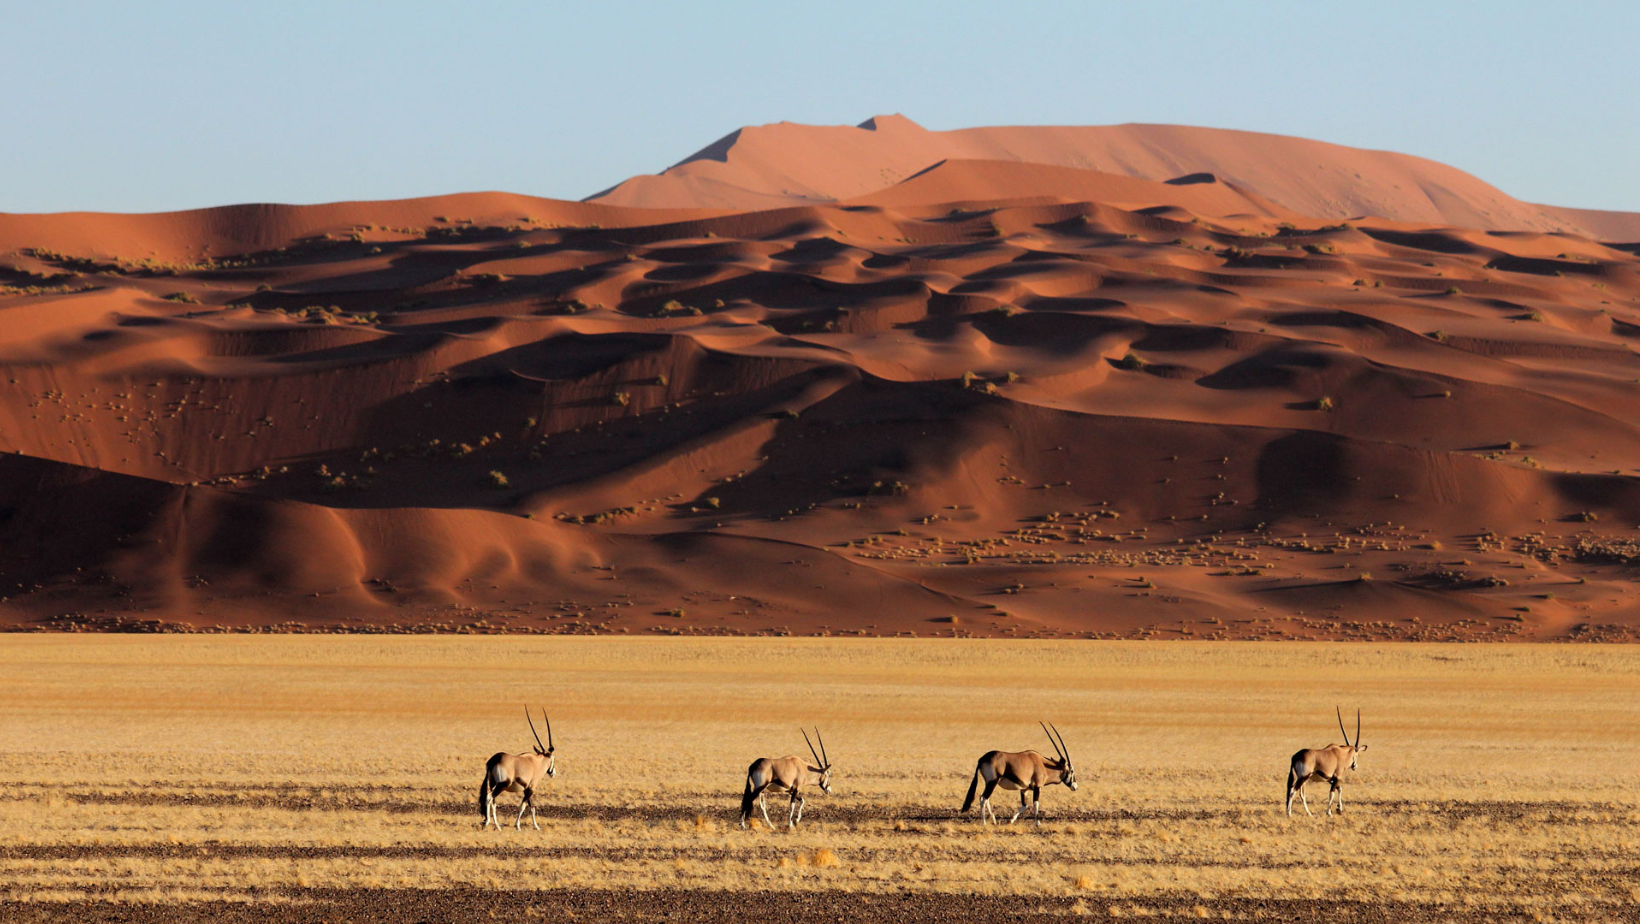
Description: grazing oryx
xmin=739 ymin=728 xmax=833 ymax=829
xmin=1286 ymin=707 xmax=1366 ymax=818
xmin=961 ymin=722 xmax=1078 ymax=825
xmin=479 ymin=708 xmax=557 ymax=830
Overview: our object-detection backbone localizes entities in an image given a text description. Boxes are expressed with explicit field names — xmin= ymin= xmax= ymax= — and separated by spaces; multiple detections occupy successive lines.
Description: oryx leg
xmin=980 ymin=778 xmax=1000 ymax=824
xmin=528 ymin=788 xmax=540 ymax=830
xmin=1326 ymin=778 xmax=1341 ymax=817
xmin=791 ymin=792 xmax=805 ymax=828
xmin=759 ymin=791 xmax=776 ymax=830
xmin=1033 ymin=788 xmax=1043 ymax=826
xmin=514 ymin=788 xmax=531 ymax=830
xmin=485 ymin=782 xmax=505 ymax=829
xmin=1009 ymin=790 xmax=1026 ymax=825
xmin=740 ymin=780 xmax=769 ymax=829
xmin=1297 ymin=779 xmax=1314 ymax=817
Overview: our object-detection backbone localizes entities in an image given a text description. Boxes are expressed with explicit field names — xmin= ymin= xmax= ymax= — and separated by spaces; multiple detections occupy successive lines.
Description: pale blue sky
xmin=4 ymin=1 xmax=1635 ymax=214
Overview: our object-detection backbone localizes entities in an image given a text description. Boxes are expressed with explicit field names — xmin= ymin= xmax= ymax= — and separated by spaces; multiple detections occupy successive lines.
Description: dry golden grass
xmin=1 ymin=638 xmax=1637 ymax=918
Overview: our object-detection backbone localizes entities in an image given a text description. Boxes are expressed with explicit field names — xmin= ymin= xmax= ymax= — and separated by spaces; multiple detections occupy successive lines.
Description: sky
xmin=4 ymin=1 xmax=1636 ymax=214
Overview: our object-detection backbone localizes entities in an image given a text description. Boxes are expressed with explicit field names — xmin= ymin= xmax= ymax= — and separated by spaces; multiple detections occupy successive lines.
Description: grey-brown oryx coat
xmin=480 ymin=708 xmax=557 ymax=830
xmin=1286 ymin=707 xmax=1366 ymax=818
xmin=739 ymin=728 xmax=831 ymax=829
xmin=961 ymin=722 xmax=1077 ymax=824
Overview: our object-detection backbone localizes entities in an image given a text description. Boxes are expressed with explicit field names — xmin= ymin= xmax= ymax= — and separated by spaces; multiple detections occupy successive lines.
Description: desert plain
xmin=2 ymin=637 xmax=1637 ymax=922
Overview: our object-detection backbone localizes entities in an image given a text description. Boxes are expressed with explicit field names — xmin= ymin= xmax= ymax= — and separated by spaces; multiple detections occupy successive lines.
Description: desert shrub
xmin=656 ymin=299 xmax=701 ymax=317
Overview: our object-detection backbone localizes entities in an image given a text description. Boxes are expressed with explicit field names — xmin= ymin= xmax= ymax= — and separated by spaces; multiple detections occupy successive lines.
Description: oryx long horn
xmin=802 ymin=727 xmax=823 ymax=767
xmin=1355 ymin=708 xmax=1361 ymax=748
xmin=527 ymin=707 xmax=548 ymax=754
xmin=1040 ymin=721 xmax=1065 ymax=762
xmin=1336 ymin=705 xmax=1351 ymax=747
xmin=816 ymin=727 xmax=828 ymax=767
xmin=543 ymin=709 xmax=554 ymax=753
xmin=1050 ymin=722 xmax=1071 ymax=763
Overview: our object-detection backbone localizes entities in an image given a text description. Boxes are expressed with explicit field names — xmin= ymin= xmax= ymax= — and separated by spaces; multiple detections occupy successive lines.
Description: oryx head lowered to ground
xmin=739 ymin=727 xmax=832 ymax=829
xmin=1286 ymin=706 xmax=1367 ymax=818
xmin=961 ymin=722 xmax=1078 ymax=825
xmin=479 ymin=707 xmax=557 ymax=830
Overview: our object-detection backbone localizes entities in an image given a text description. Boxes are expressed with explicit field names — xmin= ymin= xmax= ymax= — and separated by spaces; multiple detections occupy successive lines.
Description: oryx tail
xmin=961 ymin=766 xmax=982 ymax=813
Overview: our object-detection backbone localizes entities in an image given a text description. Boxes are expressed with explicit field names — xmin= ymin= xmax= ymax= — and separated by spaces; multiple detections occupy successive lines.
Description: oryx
xmin=738 ymin=728 xmax=832 ymax=829
xmin=961 ymin=722 xmax=1078 ymax=825
xmin=1286 ymin=707 xmax=1366 ymax=818
xmin=479 ymin=707 xmax=557 ymax=830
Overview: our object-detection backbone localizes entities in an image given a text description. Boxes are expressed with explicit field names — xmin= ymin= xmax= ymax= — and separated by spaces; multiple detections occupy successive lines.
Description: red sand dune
xmin=592 ymin=115 xmax=1640 ymax=240
xmin=4 ymin=121 xmax=1640 ymax=640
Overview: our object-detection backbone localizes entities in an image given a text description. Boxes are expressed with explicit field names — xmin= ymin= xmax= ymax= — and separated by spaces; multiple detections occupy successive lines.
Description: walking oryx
xmin=961 ymin=722 xmax=1078 ymax=825
xmin=1286 ymin=707 xmax=1366 ymax=818
xmin=479 ymin=708 xmax=557 ymax=830
xmin=739 ymin=728 xmax=832 ymax=829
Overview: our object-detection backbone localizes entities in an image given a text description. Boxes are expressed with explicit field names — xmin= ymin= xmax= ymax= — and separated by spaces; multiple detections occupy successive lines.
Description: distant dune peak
xmin=856 ymin=113 xmax=924 ymax=132
xmin=589 ymin=117 xmax=1640 ymax=239
xmin=670 ymin=127 xmax=743 ymax=168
